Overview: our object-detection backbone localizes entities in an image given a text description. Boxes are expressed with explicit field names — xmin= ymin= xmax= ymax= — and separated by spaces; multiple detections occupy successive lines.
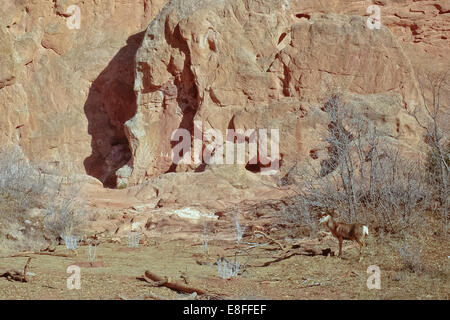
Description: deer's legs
xmin=338 ymin=237 xmax=343 ymax=258
xmin=356 ymin=238 xmax=364 ymax=262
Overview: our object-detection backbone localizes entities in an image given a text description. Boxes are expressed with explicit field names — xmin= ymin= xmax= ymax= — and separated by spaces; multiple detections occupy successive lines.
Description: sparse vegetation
xmin=127 ymin=232 xmax=140 ymax=248
xmin=0 ymin=146 xmax=45 ymax=218
xmin=0 ymin=145 xmax=87 ymax=253
xmin=426 ymin=142 xmax=450 ymax=186
xmin=216 ymin=257 xmax=242 ymax=279
xmin=411 ymin=72 xmax=449 ymax=230
xmin=88 ymin=243 xmax=98 ymax=264
xmin=233 ymin=214 xmax=246 ymax=244
xmin=43 ymin=183 xmax=86 ymax=240
xmin=280 ymin=90 xmax=447 ymax=237
xmin=397 ymin=239 xmax=424 ymax=274
xmin=62 ymin=235 xmax=80 ymax=251
xmin=201 ymin=218 xmax=210 ymax=254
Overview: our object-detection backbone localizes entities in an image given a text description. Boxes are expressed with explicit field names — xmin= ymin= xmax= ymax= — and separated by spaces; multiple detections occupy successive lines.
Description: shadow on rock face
xmin=164 ymin=24 xmax=200 ymax=174
xmin=83 ymin=31 xmax=145 ymax=188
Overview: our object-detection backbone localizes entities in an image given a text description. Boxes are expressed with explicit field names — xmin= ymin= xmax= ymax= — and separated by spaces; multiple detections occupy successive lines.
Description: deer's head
xmin=319 ymin=213 xmax=331 ymax=224
xmin=319 ymin=208 xmax=335 ymax=224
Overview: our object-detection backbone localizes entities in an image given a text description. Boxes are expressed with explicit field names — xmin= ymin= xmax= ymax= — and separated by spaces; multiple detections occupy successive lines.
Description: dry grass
xmin=0 ymin=146 xmax=88 ymax=255
xmin=0 ymin=214 xmax=447 ymax=300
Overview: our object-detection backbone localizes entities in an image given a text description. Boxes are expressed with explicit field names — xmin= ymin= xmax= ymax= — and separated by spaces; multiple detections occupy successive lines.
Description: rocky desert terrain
xmin=0 ymin=0 xmax=449 ymax=300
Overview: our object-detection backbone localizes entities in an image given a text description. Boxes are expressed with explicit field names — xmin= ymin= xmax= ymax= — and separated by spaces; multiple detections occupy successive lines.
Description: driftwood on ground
xmin=137 ymin=270 xmax=224 ymax=299
xmin=115 ymin=292 xmax=174 ymax=300
xmin=138 ymin=270 xmax=205 ymax=294
xmin=33 ymin=251 xmax=75 ymax=257
xmin=0 ymin=252 xmax=33 ymax=259
xmin=250 ymin=246 xmax=333 ymax=267
xmin=0 ymin=250 xmax=76 ymax=259
xmin=253 ymin=231 xmax=286 ymax=251
xmin=0 ymin=257 xmax=32 ymax=282
xmin=246 ymin=230 xmax=335 ymax=267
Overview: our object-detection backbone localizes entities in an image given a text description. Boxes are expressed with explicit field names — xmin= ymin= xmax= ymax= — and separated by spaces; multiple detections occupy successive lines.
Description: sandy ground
xmin=0 ymin=231 xmax=448 ymax=300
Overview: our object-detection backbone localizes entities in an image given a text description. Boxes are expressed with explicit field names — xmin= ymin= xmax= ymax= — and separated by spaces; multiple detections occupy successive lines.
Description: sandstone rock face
xmin=290 ymin=0 xmax=450 ymax=131
xmin=299 ymin=0 xmax=450 ymax=71
xmin=0 ymin=0 xmax=167 ymax=187
xmin=121 ymin=0 xmax=443 ymax=186
xmin=0 ymin=0 xmax=448 ymax=196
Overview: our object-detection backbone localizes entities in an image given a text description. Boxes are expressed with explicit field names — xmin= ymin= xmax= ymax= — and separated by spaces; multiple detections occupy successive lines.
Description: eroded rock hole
xmin=309 ymin=149 xmax=319 ymax=160
xmin=83 ymin=32 xmax=144 ymax=188
xmin=295 ymin=13 xmax=311 ymax=20
xmin=278 ymin=32 xmax=287 ymax=45
xmin=165 ymin=24 xmax=200 ymax=173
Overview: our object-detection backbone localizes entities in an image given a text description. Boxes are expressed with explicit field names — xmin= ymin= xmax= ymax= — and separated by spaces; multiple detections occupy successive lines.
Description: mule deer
xmin=319 ymin=211 xmax=369 ymax=261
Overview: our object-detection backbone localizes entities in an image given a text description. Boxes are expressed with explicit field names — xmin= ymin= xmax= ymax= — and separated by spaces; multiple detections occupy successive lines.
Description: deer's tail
xmin=362 ymin=225 xmax=369 ymax=237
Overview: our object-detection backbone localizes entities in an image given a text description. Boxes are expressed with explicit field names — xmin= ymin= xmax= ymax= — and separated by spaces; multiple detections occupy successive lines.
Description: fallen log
xmin=32 ymin=252 xmax=74 ymax=258
xmin=137 ymin=270 xmax=224 ymax=299
xmin=140 ymin=293 xmax=170 ymax=300
xmin=253 ymin=231 xmax=285 ymax=251
xmin=0 ymin=252 xmax=33 ymax=259
xmin=250 ymin=247 xmax=333 ymax=267
xmin=0 ymin=251 xmax=74 ymax=259
xmin=138 ymin=271 xmax=207 ymax=295
xmin=0 ymin=257 xmax=32 ymax=282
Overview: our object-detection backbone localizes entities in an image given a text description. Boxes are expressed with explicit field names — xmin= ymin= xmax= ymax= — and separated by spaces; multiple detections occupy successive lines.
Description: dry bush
xmin=397 ymin=239 xmax=424 ymax=273
xmin=359 ymin=147 xmax=430 ymax=232
xmin=279 ymin=93 xmax=436 ymax=235
xmin=0 ymin=146 xmax=45 ymax=216
xmin=42 ymin=182 xmax=86 ymax=239
xmin=0 ymin=146 xmax=48 ymax=252
xmin=410 ymin=72 xmax=449 ymax=230
xmin=0 ymin=145 xmax=87 ymax=252
xmin=278 ymin=196 xmax=319 ymax=237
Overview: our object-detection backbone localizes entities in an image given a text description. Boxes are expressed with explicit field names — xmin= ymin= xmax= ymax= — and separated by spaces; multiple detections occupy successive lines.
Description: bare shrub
xmin=216 ymin=257 xmax=242 ymax=279
xmin=366 ymin=151 xmax=429 ymax=232
xmin=88 ymin=243 xmax=98 ymax=263
xmin=0 ymin=146 xmax=46 ymax=215
xmin=397 ymin=239 xmax=424 ymax=273
xmin=280 ymin=93 xmax=432 ymax=234
xmin=0 ymin=145 xmax=87 ymax=251
xmin=200 ymin=216 xmax=217 ymax=254
xmin=233 ymin=214 xmax=246 ymax=244
xmin=410 ymin=72 xmax=449 ymax=230
xmin=62 ymin=235 xmax=80 ymax=250
xmin=127 ymin=232 xmax=140 ymax=248
xmin=426 ymin=142 xmax=450 ymax=187
xmin=0 ymin=146 xmax=49 ymax=252
xmin=278 ymin=195 xmax=319 ymax=237
xmin=42 ymin=180 xmax=86 ymax=239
